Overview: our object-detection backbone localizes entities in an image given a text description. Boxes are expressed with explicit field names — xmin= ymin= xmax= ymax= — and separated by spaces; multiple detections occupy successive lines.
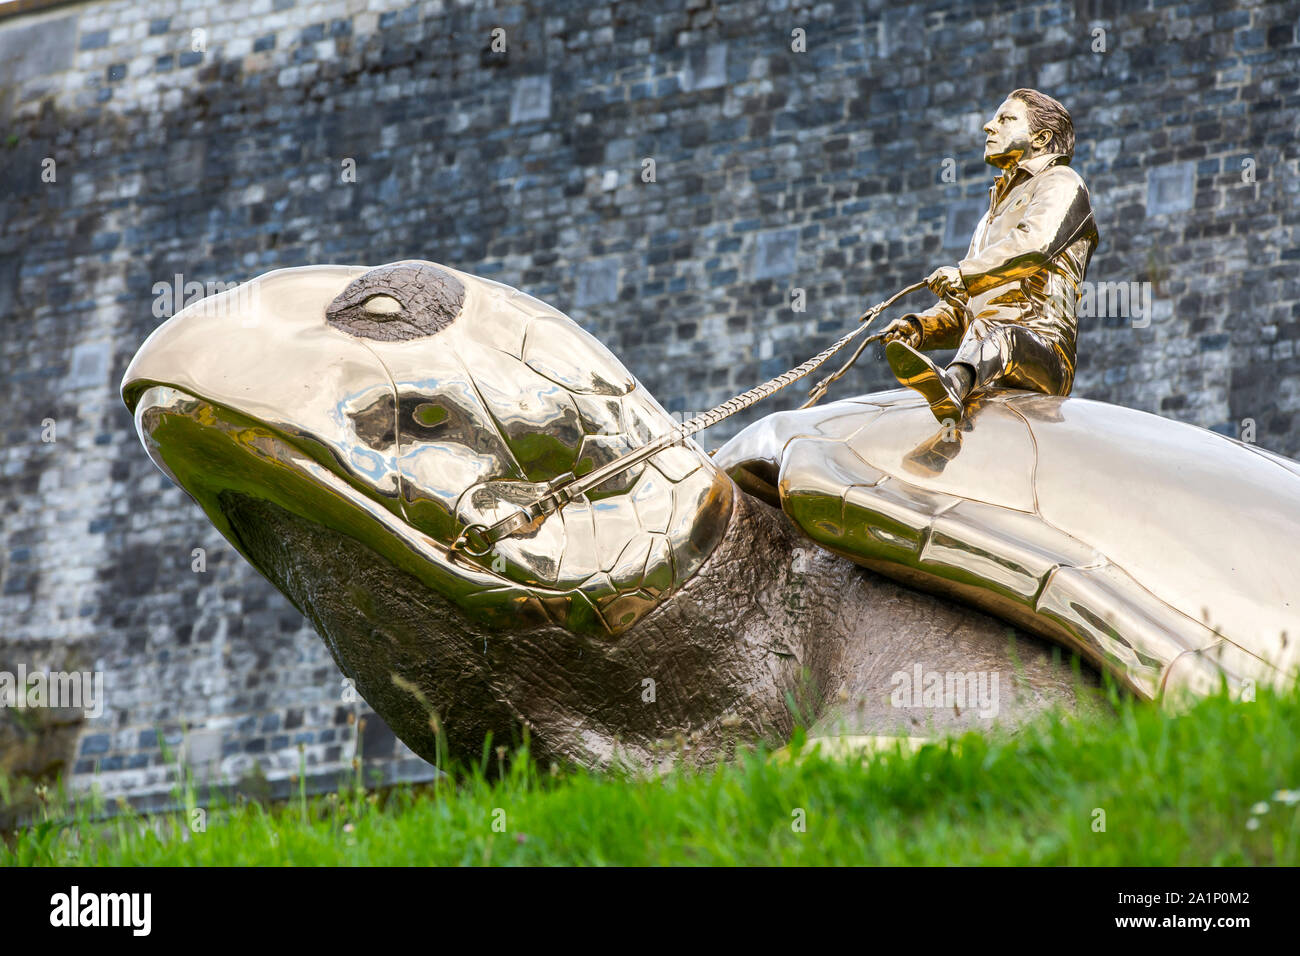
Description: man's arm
xmin=957 ymin=169 xmax=1095 ymax=296
xmin=905 ymin=299 xmax=967 ymax=350
xmin=874 ymin=282 xmax=969 ymax=350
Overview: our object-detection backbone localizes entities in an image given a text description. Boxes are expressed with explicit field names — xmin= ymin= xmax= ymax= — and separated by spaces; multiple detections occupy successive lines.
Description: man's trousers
xmin=950 ymin=318 xmax=1075 ymax=397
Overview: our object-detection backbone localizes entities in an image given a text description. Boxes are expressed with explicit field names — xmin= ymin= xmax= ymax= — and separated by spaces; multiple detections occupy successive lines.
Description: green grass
xmin=4 ymin=685 xmax=1300 ymax=865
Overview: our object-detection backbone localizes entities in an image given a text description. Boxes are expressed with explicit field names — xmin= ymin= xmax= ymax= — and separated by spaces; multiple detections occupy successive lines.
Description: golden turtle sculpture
xmin=120 ymin=261 xmax=1298 ymax=768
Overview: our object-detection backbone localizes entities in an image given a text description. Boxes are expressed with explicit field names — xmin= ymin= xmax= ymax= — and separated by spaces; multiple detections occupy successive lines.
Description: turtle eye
xmin=326 ymin=261 xmax=465 ymax=341
xmin=363 ymin=294 xmax=402 ymax=315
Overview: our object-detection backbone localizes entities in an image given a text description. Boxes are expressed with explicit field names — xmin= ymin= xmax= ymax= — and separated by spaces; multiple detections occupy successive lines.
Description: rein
xmin=450 ymin=280 xmax=927 ymax=558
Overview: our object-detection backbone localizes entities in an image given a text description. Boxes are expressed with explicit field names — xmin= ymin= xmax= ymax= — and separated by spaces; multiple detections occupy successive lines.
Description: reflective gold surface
xmin=715 ymin=389 xmax=1300 ymax=703
xmin=122 ymin=262 xmax=732 ymax=639
xmin=916 ymin=150 xmax=1098 ymax=396
xmin=882 ymin=92 xmax=1099 ymax=412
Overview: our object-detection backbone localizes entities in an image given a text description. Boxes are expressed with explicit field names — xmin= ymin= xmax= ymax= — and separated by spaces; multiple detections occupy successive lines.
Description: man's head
xmin=982 ymin=89 xmax=1074 ymax=169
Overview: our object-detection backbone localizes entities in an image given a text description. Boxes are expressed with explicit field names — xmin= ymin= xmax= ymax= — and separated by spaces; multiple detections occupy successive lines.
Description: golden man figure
xmin=876 ymin=89 xmax=1100 ymax=422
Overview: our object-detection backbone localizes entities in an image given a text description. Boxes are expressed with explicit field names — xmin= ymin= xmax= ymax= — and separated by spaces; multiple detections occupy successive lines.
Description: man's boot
xmin=885 ymin=341 xmax=973 ymax=424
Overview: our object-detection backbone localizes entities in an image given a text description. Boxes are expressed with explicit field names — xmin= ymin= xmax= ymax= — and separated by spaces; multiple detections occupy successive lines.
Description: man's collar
xmin=1015 ymin=151 xmax=1069 ymax=177
xmin=994 ymin=151 xmax=1068 ymax=199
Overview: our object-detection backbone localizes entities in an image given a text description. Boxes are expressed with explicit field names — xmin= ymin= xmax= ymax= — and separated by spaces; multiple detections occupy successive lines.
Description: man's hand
xmin=925 ymin=265 xmax=964 ymax=298
xmin=866 ymin=315 xmax=922 ymax=348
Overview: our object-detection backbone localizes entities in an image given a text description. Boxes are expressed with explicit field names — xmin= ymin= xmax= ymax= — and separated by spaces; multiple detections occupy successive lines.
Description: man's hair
xmin=1008 ymin=88 xmax=1075 ymax=161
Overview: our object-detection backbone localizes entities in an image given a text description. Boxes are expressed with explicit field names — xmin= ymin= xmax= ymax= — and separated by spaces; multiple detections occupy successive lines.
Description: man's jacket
xmin=910 ymin=151 xmax=1099 ymax=367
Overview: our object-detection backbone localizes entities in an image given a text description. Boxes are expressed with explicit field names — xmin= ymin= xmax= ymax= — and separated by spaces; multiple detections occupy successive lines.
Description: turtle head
xmin=122 ymin=260 xmax=733 ymax=638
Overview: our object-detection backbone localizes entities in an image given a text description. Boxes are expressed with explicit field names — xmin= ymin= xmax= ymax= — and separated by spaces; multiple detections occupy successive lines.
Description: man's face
xmin=982 ymin=97 xmax=1047 ymax=169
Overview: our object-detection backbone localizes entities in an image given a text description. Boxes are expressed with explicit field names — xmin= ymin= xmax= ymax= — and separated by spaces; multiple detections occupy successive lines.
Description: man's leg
xmin=947 ymin=361 xmax=976 ymax=394
xmin=884 ymin=341 xmax=971 ymax=423
xmin=952 ymin=323 xmax=1073 ymax=396
xmin=886 ymin=324 xmax=1072 ymax=423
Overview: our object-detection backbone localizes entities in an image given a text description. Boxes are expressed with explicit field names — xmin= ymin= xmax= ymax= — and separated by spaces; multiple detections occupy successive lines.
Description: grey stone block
xmin=182 ymin=729 xmax=223 ymax=770
xmin=751 ymin=229 xmax=799 ymax=280
xmin=68 ymin=341 xmax=112 ymax=391
xmin=575 ymin=258 xmax=619 ymax=307
xmin=0 ymin=255 xmax=19 ymax=317
xmin=680 ymin=43 xmax=727 ymax=92
xmin=510 ymin=75 xmax=552 ymax=124
xmin=1146 ymin=162 xmax=1197 ymax=216
xmin=0 ymin=15 xmax=77 ymax=87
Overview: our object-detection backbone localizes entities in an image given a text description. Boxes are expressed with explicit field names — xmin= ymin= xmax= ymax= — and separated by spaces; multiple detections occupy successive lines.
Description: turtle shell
xmin=714 ymin=388 xmax=1300 ymax=701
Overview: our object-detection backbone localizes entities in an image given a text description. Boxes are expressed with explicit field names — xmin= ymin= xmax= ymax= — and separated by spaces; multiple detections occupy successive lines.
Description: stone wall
xmin=1 ymin=0 xmax=1297 ymax=805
